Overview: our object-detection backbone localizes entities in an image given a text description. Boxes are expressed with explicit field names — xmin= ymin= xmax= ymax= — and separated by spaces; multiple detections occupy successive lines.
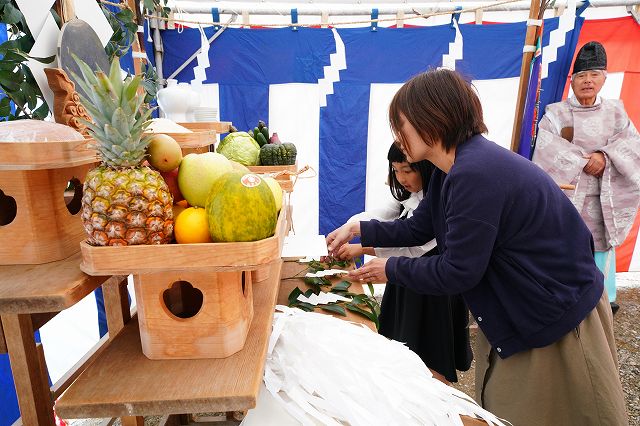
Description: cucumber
xmin=255 ymin=132 xmax=268 ymax=147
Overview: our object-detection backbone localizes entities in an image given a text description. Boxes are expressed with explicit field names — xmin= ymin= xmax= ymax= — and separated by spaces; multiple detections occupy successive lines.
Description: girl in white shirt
xmin=335 ymin=143 xmax=472 ymax=384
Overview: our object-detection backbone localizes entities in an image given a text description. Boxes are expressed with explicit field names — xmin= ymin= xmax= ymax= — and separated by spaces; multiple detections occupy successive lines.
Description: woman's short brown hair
xmin=389 ymin=68 xmax=487 ymax=154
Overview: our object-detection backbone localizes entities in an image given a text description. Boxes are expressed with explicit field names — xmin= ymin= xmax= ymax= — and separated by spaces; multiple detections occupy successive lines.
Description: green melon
xmin=205 ymin=171 xmax=277 ymax=242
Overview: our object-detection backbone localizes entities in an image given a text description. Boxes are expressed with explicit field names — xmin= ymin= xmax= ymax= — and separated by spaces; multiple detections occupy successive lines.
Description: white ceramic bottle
xmin=156 ymin=79 xmax=200 ymax=122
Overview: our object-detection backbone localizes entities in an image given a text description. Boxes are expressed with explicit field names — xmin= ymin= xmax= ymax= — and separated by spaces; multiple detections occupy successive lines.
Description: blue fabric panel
xmin=336 ymin=26 xmax=453 ymax=83
xmin=459 ymin=21 xmax=526 ymax=79
xmin=316 ymin=26 xmax=453 ymax=235
xmin=218 ymin=84 xmax=269 ymax=136
xmin=0 ymin=355 xmax=19 ymax=426
xmin=160 ymin=27 xmax=335 ymax=84
xmin=318 ymin=83 xmax=370 ymax=235
xmin=94 ymin=288 xmax=108 ymax=338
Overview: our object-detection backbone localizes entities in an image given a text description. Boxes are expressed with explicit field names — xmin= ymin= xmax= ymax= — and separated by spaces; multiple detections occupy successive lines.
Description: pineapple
xmin=73 ymin=57 xmax=173 ymax=246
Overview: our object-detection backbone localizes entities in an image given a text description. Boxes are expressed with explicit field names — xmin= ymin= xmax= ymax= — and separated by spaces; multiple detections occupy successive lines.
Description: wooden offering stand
xmin=79 ymin=201 xmax=289 ymax=360
xmin=0 ymin=135 xmax=97 ymax=265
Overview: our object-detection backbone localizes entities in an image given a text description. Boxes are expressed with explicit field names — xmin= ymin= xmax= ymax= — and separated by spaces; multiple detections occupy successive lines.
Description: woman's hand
xmin=348 ymin=257 xmax=388 ymax=283
xmin=583 ymin=152 xmax=606 ymax=177
xmin=326 ymin=222 xmax=361 ymax=257
xmin=335 ymin=243 xmax=365 ymax=260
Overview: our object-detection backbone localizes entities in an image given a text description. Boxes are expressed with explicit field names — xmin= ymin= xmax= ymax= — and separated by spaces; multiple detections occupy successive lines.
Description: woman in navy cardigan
xmin=327 ymin=69 xmax=627 ymax=426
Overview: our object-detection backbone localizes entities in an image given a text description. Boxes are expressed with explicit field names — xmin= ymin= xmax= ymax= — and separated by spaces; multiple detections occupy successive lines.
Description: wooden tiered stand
xmin=78 ymin=200 xmax=288 ymax=360
xmin=55 ymin=202 xmax=289 ymax=424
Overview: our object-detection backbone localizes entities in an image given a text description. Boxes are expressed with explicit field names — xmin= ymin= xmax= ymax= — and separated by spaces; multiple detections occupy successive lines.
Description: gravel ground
xmin=70 ymin=277 xmax=640 ymax=426
xmin=452 ymin=284 xmax=640 ymax=426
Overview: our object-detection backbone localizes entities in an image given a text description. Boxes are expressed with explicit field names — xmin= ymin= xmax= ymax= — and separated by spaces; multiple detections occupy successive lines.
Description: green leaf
xmin=143 ymin=0 xmax=156 ymax=11
xmin=320 ymin=304 xmax=347 ymax=316
xmin=0 ymin=39 xmax=21 ymax=54
xmin=0 ymin=70 xmax=20 ymax=91
xmin=2 ymin=4 xmax=23 ymax=24
xmin=329 ymin=259 xmax=349 ymax=268
xmin=32 ymin=102 xmax=49 ymax=120
xmin=0 ymin=97 xmax=11 ymax=116
xmin=350 ymin=294 xmax=367 ymax=304
xmin=20 ymin=82 xmax=37 ymax=109
xmin=291 ymin=301 xmax=315 ymax=312
xmin=308 ymin=260 xmax=325 ymax=271
xmin=287 ymin=287 xmax=303 ymax=305
xmin=303 ymin=277 xmax=331 ymax=287
xmin=4 ymin=49 xmax=54 ymax=64
xmin=331 ymin=281 xmax=352 ymax=293
xmin=116 ymin=8 xmax=134 ymax=21
xmin=346 ymin=302 xmax=379 ymax=329
xmin=367 ymin=282 xmax=375 ymax=298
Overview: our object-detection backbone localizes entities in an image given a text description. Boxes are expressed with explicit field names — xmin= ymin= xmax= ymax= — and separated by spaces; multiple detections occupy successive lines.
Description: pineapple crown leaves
xmin=70 ymin=54 xmax=154 ymax=167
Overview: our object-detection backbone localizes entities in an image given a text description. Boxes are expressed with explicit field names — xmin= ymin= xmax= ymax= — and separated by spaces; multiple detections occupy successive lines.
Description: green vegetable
xmin=255 ymin=132 xmax=268 ymax=147
xmin=261 ymin=126 xmax=270 ymax=142
xmin=259 ymin=142 xmax=297 ymax=166
xmin=216 ymin=131 xmax=261 ymax=166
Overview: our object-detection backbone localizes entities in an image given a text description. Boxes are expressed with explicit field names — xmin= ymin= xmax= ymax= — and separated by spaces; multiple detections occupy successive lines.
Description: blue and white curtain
xmin=148 ymin=18 xmax=582 ymax=236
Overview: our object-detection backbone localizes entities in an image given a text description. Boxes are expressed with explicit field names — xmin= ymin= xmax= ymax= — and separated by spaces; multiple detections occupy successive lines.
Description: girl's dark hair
xmin=387 ymin=143 xmax=434 ymax=202
xmin=389 ymin=68 xmax=487 ymax=155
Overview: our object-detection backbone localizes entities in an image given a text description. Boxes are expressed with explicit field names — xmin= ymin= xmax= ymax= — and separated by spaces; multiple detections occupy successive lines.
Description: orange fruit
xmin=174 ymin=207 xmax=212 ymax=244
xmin=172 ymin=202 xmax=188 ymax=220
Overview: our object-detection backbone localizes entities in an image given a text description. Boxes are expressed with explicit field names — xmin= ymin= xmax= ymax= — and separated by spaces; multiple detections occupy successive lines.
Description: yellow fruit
xmin=263 ymin=176 xmax=283 ymax=212
xmin=229 ymin=160 xmax=250 ymax=172
xmin=147 ymin=134 xmax=183 ymax=172
xmin=174 ymin=207 xmax=212 ymax=244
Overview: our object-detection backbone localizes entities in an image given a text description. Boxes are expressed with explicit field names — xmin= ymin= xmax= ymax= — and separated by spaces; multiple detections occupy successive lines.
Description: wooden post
xmin=509 ymin=0 xmax=542 ymax=152
xmin=2 ymin=314 xmax=55 ymax=426
xmin=102 ymin=275 xmax=131 ymax=338
xmin=0 ymin=319 xmax=6 ymax=354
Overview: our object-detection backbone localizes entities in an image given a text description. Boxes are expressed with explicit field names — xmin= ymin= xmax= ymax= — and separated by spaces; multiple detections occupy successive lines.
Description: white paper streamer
xmin=191 ymin=25 xmax=210 ymax=86
xmin=297 ymin=292 xmax=351 ymax=306
xmin=262 ymin=306 xmax=509 ymax=426
xmin=304 ymin=269 xmax=349 ymax=278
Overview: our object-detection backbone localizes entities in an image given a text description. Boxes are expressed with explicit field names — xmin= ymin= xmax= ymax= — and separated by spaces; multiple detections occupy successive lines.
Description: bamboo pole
xmin=509 ymin=0 xmax=542 ymax=152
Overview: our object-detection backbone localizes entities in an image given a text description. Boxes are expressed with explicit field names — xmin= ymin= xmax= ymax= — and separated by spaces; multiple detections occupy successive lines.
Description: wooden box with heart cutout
xmin=0 ymin=138 xmax=98 ymax=265
xmin=79 ymin=201 xmax=289 ymax=359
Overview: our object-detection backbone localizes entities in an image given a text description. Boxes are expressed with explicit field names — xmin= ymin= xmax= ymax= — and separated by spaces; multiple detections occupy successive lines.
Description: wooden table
xmin=0 ymin=252 xmax=120 ymax=426
xmin=278 ymin=260 xmax=377 ymax=330
xmin=55 ymin=261 xmax=283 ymax=423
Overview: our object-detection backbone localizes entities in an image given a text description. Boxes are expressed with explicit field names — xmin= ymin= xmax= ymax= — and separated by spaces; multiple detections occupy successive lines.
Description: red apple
xmin=160 ymin=168 xmax=184 ymax=203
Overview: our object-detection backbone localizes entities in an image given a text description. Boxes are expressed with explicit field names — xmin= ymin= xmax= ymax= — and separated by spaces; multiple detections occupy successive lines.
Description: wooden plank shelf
xmin=79 ymin=203 xmax=289 ymax=276
xmin=54 ymin=260 xmax=283 ymax=419
xmin=0 ymin=252 xmax=117 ymax=315
xmin=0 ymin=138 xmax=98 ymax=170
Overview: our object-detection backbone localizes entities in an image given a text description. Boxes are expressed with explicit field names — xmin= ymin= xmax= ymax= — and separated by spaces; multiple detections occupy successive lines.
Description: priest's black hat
xmin=572 ymin=41 xmax=607 ymax=75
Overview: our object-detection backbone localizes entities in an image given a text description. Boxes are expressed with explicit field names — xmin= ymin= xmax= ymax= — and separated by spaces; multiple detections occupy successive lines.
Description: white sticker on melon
xmin=241 ymin=174 xmax=262 ymax=188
